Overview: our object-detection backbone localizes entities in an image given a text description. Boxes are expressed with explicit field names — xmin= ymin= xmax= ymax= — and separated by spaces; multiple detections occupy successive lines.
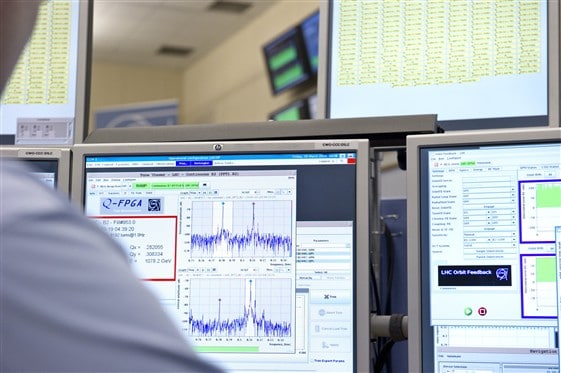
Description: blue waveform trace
xmin=190 ymin=201 xmax=293 ymax=258
xmin=188 ymin=279 xmax=292 ymax=338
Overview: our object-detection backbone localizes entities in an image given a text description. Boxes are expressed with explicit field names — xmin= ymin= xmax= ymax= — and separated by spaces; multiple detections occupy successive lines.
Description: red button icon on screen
xmin=478 ymin=307 xmax=487 ymax=316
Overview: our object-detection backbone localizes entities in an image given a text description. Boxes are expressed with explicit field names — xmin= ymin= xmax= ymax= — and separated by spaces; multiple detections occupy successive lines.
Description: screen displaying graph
xmin=187 ymin=278 xmax=293 ymax=340
xmin=410 ymin=128 xmax=561 ymax=372
xmin=78 ymin=144 xmax=366 ymax=372
xmin=520 ymin=180 xmax=561 ymax=243
xmin=175 ymin=171 xmax=297 ymax=354
xmin=190 ymin=200 xmax=294 ymax=258
xmin=521 ymin=254 xmax=557 ymax=318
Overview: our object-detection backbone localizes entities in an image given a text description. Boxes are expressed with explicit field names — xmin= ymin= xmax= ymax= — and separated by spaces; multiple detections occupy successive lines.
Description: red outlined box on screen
xmin=91 ymin=215 xmax=177 ymax=281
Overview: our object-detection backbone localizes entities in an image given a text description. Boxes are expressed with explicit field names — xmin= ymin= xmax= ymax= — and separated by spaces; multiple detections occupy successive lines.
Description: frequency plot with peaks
xmin=187 ymin=278 xmax=293 ymax=339
xmin=190 ymin=200 xmax=294 ymax=258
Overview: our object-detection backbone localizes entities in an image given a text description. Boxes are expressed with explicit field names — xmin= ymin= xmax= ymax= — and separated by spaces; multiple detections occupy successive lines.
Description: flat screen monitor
xmin=406 ymin=127 xmax=561 ymax=372
xmin=269 ymin=99 xmax=310 ymax=121
xmin=263 ymin=26 xmax=313 ymax=95
xmin=0 ymin=0 xmax=92 ymax=145
xmin=71 ymin=139 xmax=371 ymax=372
xmin=301 ymin=10 xmax=320 ymax=75
xmin=0 ymin=147 xmax=71 ymax=193
xmin=318 ymin=0 xmax=560 ymax=129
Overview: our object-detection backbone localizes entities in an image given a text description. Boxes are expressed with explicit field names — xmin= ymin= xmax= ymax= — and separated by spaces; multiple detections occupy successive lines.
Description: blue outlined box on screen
xmin=95 ymin=100 xmax=178 ymax=129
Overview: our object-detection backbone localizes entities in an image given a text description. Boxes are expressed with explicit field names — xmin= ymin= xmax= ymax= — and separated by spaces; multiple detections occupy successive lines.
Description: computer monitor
xmin=318 ymin=0 xmax=560 ymax=129
xmin=71 ymin=139 xmax=371 ymax=372
xmin=0 ymin=0 xmax=92 ymax=145
xmin=263 ymin=26 xmax=314 ymax=95
xmin=300 ymin=10 xmax=320 ymax=75
xmin=0 ymin=147 xmax=71 ymax=193
xmin=406 ymin=127 xmax=561 ymax=372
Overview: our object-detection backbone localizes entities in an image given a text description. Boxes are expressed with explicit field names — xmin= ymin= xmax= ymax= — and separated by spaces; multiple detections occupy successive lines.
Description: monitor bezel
xmin=71 ymin=139 xmax=372 ymax=373
xmin=317 ymin=0 xmax=560 ymax=128
xmin=0 ymin=146 xmax=71 ymax=194
xmin=83 ymin=115 xmax=438 ymax=149
xmin=406 ymin=127 xmax=561 ymax=372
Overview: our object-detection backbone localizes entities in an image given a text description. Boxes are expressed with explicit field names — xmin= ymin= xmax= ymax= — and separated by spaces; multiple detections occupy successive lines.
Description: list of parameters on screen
xmin=1 ymin=1 xmax=72 ymax=104
xmin=336 ymin=0 xmax=541 ymax=87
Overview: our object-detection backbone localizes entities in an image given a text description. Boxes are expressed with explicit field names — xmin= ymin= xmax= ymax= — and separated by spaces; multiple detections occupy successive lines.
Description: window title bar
xmin=85 ymin=152 xmax=357 ymax=168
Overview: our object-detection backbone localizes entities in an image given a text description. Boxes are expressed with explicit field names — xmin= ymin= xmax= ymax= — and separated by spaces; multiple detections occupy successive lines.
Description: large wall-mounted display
xmin=0 ymin=0 xmax=91 ymax=145
xmin=263 ymin=26 xmax=312 ymax=95
xmin=263 ymin=10 xmax=319 ymax=96
xmin=318 ymin=0 xmax=560 ymax=129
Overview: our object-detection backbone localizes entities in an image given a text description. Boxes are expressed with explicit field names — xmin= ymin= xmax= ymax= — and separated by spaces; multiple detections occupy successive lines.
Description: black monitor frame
xmin=263 ymin=25 xmax=314 ymax=95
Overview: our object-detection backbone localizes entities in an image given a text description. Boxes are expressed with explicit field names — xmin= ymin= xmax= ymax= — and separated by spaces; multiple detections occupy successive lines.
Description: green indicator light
xmin=274 ymin=64 xmax=304 ymax=90
xmin=133 ymin=182 xmax=199 ymax=190
xmin=269 ymin=46 xmax=297 ymax=71
xmin=460 ymin=161 xmax=476 ymax=166
xmin=195 ymin=346 xmax=259 ymax=353
xmin=151 ymin=183 xmax=174 ymax=189
xmin=133 ymin=183 xmax=149 ymax=189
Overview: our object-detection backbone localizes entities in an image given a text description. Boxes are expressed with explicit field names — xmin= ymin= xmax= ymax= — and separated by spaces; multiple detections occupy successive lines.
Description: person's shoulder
xmin=0 ymin=158 xmax=77 ymax=223
xmin=2 ymin=158 xmax=56 ymax=192
xmin=1 ymin=157 xmax=30 ymax=175
xmin=1 ymin=158 xmax=42 ymax=195
xmin=1 ymin=158 xmax=45 ymax=187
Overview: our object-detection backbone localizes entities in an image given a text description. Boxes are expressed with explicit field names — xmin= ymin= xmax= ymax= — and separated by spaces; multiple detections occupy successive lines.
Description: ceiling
xmin=92 ymin=0 xmax=278 ymax=70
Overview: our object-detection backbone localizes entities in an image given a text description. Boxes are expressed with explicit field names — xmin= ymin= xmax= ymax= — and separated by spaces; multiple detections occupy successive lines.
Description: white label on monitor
xmin=15 ymin=118 xmax=73 ymax=145
xmin=17 ymin=148 xmax=62 ymax=158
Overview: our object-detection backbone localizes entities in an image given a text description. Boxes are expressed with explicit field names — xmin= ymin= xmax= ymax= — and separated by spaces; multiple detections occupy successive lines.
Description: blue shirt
xmin=0 ymin=160 xmax=223 ymax=372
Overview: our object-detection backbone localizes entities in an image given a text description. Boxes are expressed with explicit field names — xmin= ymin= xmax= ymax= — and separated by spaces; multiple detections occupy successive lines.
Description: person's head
xmin=0 ymin=0 xmax=42 ymax=92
